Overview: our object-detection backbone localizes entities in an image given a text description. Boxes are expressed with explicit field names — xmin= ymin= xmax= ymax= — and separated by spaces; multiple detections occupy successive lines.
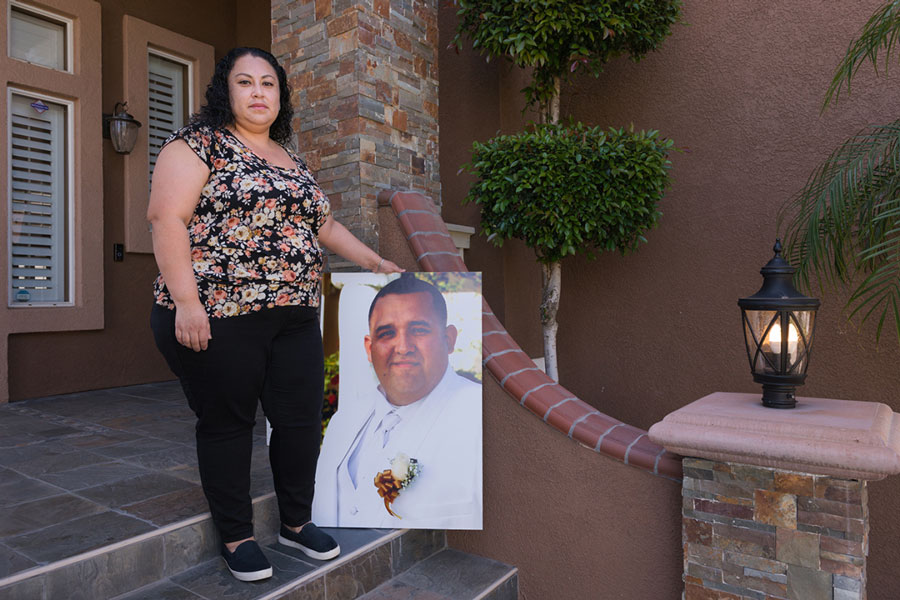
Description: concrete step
xmin=0 ymin=492 xmax=280 ymax=599
xmin=110 ymin=526 xmax=447 ymax=600
xmin=357 ymin=549 xmax=518 ymax=600
xmin=0 ymin=487 xmax=514 ymax=600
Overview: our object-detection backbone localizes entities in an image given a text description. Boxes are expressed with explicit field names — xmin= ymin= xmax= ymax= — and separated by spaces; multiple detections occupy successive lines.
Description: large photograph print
xmin=312 ymin=272 xmax=483 ymax=529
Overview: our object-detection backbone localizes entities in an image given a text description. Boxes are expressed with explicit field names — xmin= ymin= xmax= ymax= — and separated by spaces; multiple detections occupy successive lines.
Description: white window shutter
xmin=9 ymin=93 xmax=67 ymax=304
xmin=148 ymin=53 xmax=186 ymax=188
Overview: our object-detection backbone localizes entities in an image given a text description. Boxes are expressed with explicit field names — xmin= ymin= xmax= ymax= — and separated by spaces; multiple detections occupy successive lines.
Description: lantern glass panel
xmin=786 ymin=310 xmax=815 ymax=373
xmin=744 ymin=309 xmax=778 ymax=372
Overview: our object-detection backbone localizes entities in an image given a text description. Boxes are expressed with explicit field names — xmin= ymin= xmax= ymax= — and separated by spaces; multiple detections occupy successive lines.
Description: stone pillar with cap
xmin=649 ymin=392 xmax=900 ymax=599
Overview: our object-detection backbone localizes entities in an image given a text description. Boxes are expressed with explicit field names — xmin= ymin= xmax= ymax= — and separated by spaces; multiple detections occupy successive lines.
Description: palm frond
xmin=847 ymin=257 xmax=900 ymax=343
xmin=825 ymin=0 xmax=900 ymax=109
xmin=778 ymin=120 xmax=900 ymax=343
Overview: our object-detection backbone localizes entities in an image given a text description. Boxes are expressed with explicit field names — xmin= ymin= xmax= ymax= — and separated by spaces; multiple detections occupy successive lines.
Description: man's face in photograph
xmin=365 ymin=291 xmax=457 ymax=406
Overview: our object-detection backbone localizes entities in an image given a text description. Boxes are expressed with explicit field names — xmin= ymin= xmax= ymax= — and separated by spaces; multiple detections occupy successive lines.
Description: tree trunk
xmin=540 ymin=260 xmax=562 ymax=382
xmin=541 ymin=76 xmax=562 ymax=125
xmin=549 ymin=76 xmax=561 ymax=125
xmin=538 ymin=78 xmax=563 ymax=381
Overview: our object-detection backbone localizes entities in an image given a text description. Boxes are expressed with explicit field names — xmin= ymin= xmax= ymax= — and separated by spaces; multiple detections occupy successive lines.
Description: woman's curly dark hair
xmin=192 ymin=47 xmax=294 ymax=146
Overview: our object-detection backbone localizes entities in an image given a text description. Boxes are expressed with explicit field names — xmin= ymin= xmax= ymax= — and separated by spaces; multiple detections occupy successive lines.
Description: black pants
xmin=151 ymin=303 xmax=324 ymax=542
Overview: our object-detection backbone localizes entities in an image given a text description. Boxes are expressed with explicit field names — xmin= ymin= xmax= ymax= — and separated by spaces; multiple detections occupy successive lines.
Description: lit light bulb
xmin=767 ymin=322 xmax=782 ymax=354
xmin=766 ymin=322 xmax=799 ymax=357
xmin=787 ymin=322 xmax=799 ymax=356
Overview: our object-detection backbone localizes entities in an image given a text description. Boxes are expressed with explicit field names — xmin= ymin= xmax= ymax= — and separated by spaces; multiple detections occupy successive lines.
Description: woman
xmin=148 ymin=47 xmax=401 ymax=582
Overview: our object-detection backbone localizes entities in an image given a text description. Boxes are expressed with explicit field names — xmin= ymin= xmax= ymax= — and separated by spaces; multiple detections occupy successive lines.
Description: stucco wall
xmin=436 ymin=3 xmax=508 ymax=324
xmin=449 ymin=376 xmax=682 ymax=600
xmin=439 ymin=1 xmax=900 ymax=597
xmin=7 ymin=0 xmax=270 ymax=400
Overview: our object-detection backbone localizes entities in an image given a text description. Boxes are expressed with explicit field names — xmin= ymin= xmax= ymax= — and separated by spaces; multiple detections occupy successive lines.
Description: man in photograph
xmin=313 ymin=274 xmax=482 ymax=528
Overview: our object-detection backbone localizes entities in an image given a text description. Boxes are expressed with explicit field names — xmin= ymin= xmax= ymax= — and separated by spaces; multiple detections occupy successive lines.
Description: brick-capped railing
xmin=377 ymin=189 xmax=683 ymax=480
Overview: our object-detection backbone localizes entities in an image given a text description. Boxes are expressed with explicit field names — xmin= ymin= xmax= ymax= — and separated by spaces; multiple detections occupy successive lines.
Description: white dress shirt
xmin=314 ymin=365 xmax=483 ymax=529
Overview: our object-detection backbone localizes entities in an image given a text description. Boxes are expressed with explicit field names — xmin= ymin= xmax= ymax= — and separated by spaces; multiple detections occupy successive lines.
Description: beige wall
xmin=449 ymin=376 xmax=683 ymax=599
xmin=7 ymin=0 xmax=270 ymax=400
xmin=440 ymin=1 xmax=900 ymax=596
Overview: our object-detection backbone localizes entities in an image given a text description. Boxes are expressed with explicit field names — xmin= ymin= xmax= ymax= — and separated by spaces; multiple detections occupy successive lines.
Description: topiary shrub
xmin=466 ymin=123 xmax=673 ymax=261
xmin=453 ymin=0 xmax=681 ymax=381
xmin=452 ymin=0 xmax=682 ymax=121
xmin=463 ymin=123 xmax=674 ymax=380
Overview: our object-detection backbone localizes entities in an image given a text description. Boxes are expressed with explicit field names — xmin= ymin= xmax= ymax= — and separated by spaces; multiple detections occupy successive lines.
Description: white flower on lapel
xmin=374 ymin=452 xmax=421 ymax=518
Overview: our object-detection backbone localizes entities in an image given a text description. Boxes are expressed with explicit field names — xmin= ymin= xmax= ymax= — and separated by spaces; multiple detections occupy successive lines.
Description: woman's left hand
xmin=375 ymin=258 xmax=403 ymax=273
xmin=318 ymin=216 xmax=406 ymax=273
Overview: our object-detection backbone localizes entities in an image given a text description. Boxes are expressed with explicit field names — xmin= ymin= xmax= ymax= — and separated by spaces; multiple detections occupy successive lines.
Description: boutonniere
xmin=373 ymin=452 xmax=421 ymax=518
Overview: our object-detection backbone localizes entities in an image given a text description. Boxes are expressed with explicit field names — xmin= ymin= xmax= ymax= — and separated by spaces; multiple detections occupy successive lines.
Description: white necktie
xmin=347 ymin=410 xmax=402 ymax=487
xmin=378 ymin=411 xmax=401 ymax=448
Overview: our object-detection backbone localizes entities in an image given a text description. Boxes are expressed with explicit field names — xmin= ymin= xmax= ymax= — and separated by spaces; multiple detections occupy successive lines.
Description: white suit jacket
xmin=313 ymin=367 xmax=482 ymax=529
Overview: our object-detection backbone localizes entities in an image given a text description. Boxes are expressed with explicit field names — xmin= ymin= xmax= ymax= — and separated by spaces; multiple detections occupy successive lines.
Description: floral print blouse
xmin=153 ymin=124 xmax=330 ymax=318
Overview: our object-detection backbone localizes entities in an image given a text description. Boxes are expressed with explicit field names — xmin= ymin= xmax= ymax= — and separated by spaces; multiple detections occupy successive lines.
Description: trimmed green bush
xmin=463 ymin=123 xmax=674 ymax=264
xmin=452 ymin=0 xmax=682 ymax=114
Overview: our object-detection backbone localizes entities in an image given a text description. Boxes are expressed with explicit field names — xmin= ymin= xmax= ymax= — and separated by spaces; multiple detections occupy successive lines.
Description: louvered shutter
xmin=9 ymin=93 xmax=68 ymax=304
xmin=148 ymin=53 xmax=186 ymax=188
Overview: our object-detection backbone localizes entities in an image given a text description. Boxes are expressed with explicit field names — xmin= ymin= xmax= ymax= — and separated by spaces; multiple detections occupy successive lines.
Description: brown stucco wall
xmin=1 ymin=0 xmax=105 ymax=402
xmin=8 ymin=0 xmax=270 ymax=400
xmin=449 ymin=376 xmax=682 ymax=599
xmin=439 ymin=1 xmax=900 ymax=596
xmin=436 ymin=2 xmax=509 ymax=323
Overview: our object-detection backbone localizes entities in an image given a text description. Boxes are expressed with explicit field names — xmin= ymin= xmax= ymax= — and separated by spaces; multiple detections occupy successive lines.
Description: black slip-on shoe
xmin=221 ymin=540 xmax=273 ymax=582
xmin=278 ymin=523 xmax=340 ymax=560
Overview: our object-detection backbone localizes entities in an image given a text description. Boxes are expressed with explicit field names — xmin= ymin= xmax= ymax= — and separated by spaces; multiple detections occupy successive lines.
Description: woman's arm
xmin=318 ymin=216 xmax=404 ymax=273
xmin=147 ymin=140 xmax=212 ymax=352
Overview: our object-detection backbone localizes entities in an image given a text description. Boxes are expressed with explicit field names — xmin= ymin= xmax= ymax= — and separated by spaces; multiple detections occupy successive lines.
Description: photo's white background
xmin=331 ymin=272 xmax=482 ymax=417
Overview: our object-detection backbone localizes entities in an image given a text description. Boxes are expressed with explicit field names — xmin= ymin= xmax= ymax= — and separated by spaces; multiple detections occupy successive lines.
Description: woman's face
xmin=228 ymin=54 xmax=280 ymax=133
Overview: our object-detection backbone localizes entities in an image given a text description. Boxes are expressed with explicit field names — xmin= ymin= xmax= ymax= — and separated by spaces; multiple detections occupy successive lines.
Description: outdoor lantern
xmin=737 ymin=240 xmax=819 ymax=409
xmin=106 ymin=102 xmax=141 ymax=154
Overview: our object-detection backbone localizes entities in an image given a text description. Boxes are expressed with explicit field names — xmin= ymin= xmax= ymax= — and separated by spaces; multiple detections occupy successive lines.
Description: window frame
xmin=6 ymin=86 xmax=75 ymax=307
xmin=8 ymin=0 xmax=73 ymax=73
xmin=0 ymin=0 xmax=103 ymax=341
xmin=122 ymin=16 xmax=213 ymax=254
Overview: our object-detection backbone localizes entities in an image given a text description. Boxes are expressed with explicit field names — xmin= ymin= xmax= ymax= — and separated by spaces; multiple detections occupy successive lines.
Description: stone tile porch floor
xmin=0 ymin=380 xmax=278 ymax=579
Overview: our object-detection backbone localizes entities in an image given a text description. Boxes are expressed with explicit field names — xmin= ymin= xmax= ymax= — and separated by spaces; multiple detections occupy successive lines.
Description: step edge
xmin=472 ymin=566 xmax=519 ymax=600
xmin=254 ymin=528 xmax=408 ymax=600
xmin=0 ymin=492 xmax=275 ymax=589
xmin=99 ymin=528 xmax=410 ymax=600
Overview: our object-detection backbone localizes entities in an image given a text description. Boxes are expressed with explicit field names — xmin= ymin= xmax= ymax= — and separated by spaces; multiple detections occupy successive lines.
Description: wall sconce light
xmin=738 ymin=240 xmax=819 ymax=409
xmin=105 ymin=102 xmax=141 ymax=154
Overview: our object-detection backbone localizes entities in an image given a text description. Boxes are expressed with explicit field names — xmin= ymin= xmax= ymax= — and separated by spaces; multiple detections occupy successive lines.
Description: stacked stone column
xmin=271 ymin=0 xmax=440 ymax=266
xmin=682 ymin=458 xmax=867 ymax=599
xmin=650 ymin=392 xmax=900 ymax=600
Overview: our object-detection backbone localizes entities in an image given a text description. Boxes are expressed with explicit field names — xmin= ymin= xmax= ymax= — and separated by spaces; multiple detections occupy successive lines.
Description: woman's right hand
xmin=148 ymin=139 xmax=212 ymax=352
xmin=175 ymin=299 xmax=212 ymax=351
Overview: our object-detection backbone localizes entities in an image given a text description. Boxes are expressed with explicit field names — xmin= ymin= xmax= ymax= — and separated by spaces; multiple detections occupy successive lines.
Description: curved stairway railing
xmin=376 ymin=189 xmax=683 ymax=481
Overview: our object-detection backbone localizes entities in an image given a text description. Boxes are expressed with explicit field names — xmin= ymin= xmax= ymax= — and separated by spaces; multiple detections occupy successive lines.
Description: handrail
xmin=377 ymin=189 xmax=683 ymax=481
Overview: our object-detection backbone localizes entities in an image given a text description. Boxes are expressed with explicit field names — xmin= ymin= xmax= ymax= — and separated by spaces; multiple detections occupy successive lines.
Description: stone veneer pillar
xmin=649 ymin=392 xmax=900 ymax=600
xmin=271 ymin=0 xmax=440 ymax=267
